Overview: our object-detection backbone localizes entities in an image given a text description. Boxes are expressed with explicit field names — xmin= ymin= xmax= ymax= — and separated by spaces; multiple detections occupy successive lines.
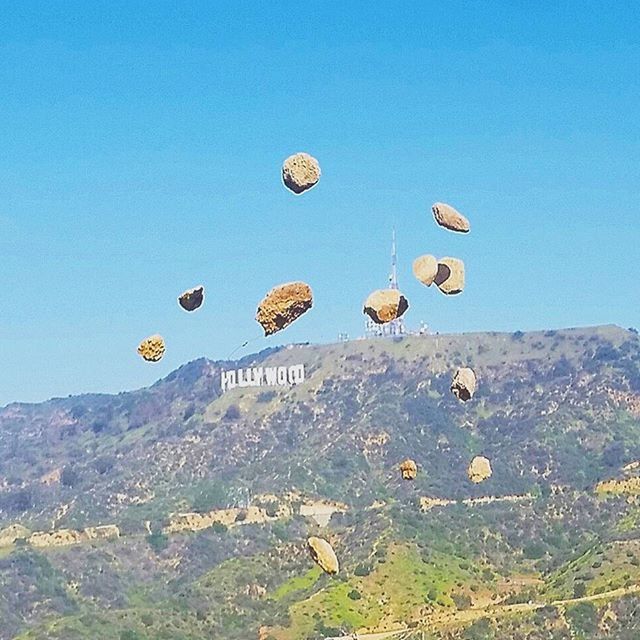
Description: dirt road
xmin=330 ymin=584 xmax=640 ymax=639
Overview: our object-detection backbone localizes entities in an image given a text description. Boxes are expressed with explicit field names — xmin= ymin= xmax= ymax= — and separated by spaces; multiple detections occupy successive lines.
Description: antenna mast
xmin=389 ymin=228 xmax=399 ymax=290
xmin=365 ymin=229 xmax=406 ymax=338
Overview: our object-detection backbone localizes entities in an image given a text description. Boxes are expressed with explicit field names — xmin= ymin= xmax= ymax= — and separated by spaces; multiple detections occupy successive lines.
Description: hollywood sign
xmin=220 ymin=364 xmax=305 ymax=393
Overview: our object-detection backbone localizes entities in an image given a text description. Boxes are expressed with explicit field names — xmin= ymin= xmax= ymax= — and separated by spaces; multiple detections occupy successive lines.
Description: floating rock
xmin=467 ymin=456 xmax=492 ymax=484
xmin=399 ymin=459 xmax=418 ymax=480
xmin=363 ymin=289 xmax=409 ymax=324
xmin=412 ymin=255 xmax=438 ymax=287
xmin=434 ymin=257 xmax=465 ymax=295
xmin=451 ymin=367 xmax=477 ymax=402
xmin=256 ymin=281 xmax=313 ymax=336
xmin=178 ymin=285 xmax=204 ymax=312
xmin=307 ymin=536 xmax=339 ymax=574
xmin=137 ymin=335 xmax=166 ymax=362
xmin=432 ymin=202 xmax=470 ymax=233
xmin=282 ymin=152 xmax=321 ymax=194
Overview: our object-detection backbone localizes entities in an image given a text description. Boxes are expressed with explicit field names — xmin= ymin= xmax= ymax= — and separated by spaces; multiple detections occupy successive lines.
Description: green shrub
xmin=146 ymin=532 xmax=169 ymax=553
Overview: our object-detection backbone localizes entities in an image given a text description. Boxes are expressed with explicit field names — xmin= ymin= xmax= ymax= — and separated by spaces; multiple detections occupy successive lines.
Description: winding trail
xmin=328 ymin=584 xmax=640 ymax=639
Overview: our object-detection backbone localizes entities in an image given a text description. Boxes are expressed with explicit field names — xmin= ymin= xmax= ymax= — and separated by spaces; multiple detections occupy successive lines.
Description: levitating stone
xmin=282 ymin=153 xmax=321 ymax=194
xmin=137 ymin=335 xmax=166 ymax=362
xmin=256 ymin=281 xmax=313 ymax=336
xmin=178 ymin=285 xmax=204 ymax=312
xmin=451 ymin=367 xmax=477 ymax=402
xmin=307 ymin=536 xmax=339 ymax=574
xmin=432 ymin=202 xmax=470 ymax=233
xmin=363 ymin=289 xmax=409 ymax=324
xmin=434 ymin=257 xmax=465 ymax=295
xmin=467 ymin=456 xmax=492 ymax=484
xmin=399 ymin=459 xmax=418 ymax=480
xmin=412 ymin=255 xmax=438 ymax=287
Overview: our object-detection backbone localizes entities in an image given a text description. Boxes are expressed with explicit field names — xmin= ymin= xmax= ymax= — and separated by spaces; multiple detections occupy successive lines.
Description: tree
xmin=146 ymin=531 xmax=169 ymax=553
xmin=463 ymin=619 xmax=492 ymax=639
xmin=61 ymin=466 xmax=80 ymax=487
xmin=354 ymin=563 xmax=372 ymax=577
xmin=192 ymin=482 xmax=228 ymax=513
xmin=566 ymin=602 xmax=598 ymax=635
xmin=224 ymin=404 xmax=241 ymax=421
xmin=602 ymin=441 xmax=625 ymax=468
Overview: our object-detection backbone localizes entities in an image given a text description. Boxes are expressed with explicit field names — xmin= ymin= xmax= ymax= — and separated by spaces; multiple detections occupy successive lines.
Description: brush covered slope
xmin=0 ymin=326 xmax=639 ymax=639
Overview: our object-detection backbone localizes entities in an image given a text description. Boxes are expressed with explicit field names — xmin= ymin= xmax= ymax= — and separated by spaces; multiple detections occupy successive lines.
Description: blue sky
xmin=1 ymin=1 xmax=638 ymax=405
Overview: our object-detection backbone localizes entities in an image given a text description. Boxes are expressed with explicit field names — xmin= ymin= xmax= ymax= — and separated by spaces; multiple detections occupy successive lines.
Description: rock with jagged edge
xmin=178 ymin=285 xmax=205 ymax=312
xmin=363 ymin=289 xmax=409 ymax=324
xmin=282 ymin=153 xmax=321 ymax=194
xmin=137 ymin=335 xmax=166 ymax=362
xmin=434 ymin=257 xmax=465 ymax=295
xmin=256 ymin=282 xmax=313 ymax=336
xmin=412 ymin=255 xmax=439 ymax=286
xmin=432 ymin=202 xmax=470 ymax=233
xmin=307 ymin=536 xmax=339 ymax=574
xmin=451 ymin=367 xmax=477 ymax=401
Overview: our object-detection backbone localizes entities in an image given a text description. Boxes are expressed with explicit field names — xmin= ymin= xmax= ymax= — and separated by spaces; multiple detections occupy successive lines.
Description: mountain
xmin=0 ymin=325 xmax=639 ymax=640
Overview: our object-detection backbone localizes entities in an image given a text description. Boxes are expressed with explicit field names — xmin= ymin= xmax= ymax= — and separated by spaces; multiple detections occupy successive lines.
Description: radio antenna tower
xmin=389 ymin=228 xmax=399 ymax=290
xmin=365 ymin=229 xmax=406 ymax=338
xmin=387 ymin=229 xmax=405 ymax=336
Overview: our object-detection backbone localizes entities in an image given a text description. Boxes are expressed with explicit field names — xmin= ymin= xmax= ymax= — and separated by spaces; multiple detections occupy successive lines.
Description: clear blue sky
xmin=1 ymin=1 xmax=639 ymax=405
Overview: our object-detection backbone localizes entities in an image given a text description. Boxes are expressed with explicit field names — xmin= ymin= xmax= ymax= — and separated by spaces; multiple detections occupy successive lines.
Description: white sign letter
xmin=265 ymin=367 xmax=277 ymax=386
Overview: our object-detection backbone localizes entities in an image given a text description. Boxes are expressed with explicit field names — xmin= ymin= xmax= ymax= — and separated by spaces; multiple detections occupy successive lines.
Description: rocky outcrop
xmin=299 ymin=500 xmax=347 ymax=527
xmin=0 ymin=524 xmax=30 ymax=547
xmin=420 ymin=497 xmax=456 ymax=511
xmin=256 ymin=282 xmax=313 ymax=336
xmin=178 ymin=285 xmax=204 ymax=312
xmin=432 ymin=202 xmax=470 ymax=233
xmin=596 ymin=477 xmax=640 ymax=495
xmin=84 ymin=525 xmax=120 ymax=540
xmin=467 ymin=456 xmax=492 ymax=484
xmin=29 ymin=529 xmax=84 ymax=548
xmin=412 ymin=255 xmax=438 ymax=286
xmin=399 ymin=459 xmax=418 ymax=480
xmin=434 ymin=257 xmax=465 ymax=295
xmin=307 ymin=536 xmax=339 ymax=574
xmin=27 ymin=524 xmax=120 ymax=548
xmin=282 ymin=152 xmax=321 ymax=194
xmin=165 ymin=505 xmax=287 ymax=534
xmin=137 ymin=335 xmax=166 ymax=362
xmin=40 ymin=467 xmax=62 ymax=486
xmin=363 ymin=289 xmax=409 ymax=324
xmin=451 ymin=367 xmax=477 ymax=401
xmin=420 ymin=493 xmax=533 ymax=512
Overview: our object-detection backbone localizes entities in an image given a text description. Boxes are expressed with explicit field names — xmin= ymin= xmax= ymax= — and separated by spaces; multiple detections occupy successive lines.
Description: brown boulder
xmin=434 ymin=257 xmax=465 ymax=295
xmin=432 ymin=202 xmax=470 ymax=233
xmin=178 ymin=285 xmax=204 ymax=312
xmin=137 ymin=335 xmax=166 ymax=362
xmin=363 ymin=289 xmax=409 ymax=324
xmin=256 ymin=282 xmax=313 ymax=336
xmin=412 ymin=255 xmax=438 ymax=286
xmin=399 ymin=459 xmax=418 ymax=480
xmin=451 ymin=367 xmax=477 ymax=401
xmin=467 ymin=456 xmax=492 ymax=484
xmin=282 ymin=152 xmax=321 ymax=194
xmin=307 ymin=536 xmax=339 ymax=574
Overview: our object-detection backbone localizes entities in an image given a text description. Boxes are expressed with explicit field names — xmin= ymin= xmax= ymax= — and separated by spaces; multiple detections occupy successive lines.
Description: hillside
xmin=0 ymin=325 xmax=639 ymax=640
